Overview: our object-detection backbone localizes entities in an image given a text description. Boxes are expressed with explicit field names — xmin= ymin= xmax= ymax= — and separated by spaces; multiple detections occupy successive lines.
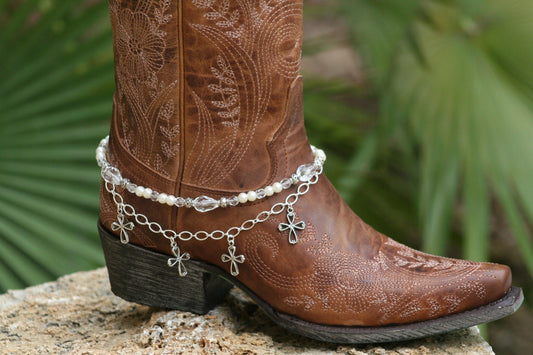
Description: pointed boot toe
xmin=373 ymin=238 xmax=516 ymax=322
xmin=473 ymin=262 xmax=512 ymax=305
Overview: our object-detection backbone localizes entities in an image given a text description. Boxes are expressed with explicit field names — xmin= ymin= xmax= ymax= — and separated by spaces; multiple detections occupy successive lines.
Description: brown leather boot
xmin=97 ymin=0 xmax=522 ymax=343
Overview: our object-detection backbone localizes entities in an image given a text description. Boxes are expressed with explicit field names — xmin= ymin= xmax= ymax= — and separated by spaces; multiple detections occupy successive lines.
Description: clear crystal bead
xmin=193 ymin=196 xmax=219 ymax=213
xmin=150 ymin=191 xmax=160 ymax=201
xmin=126 ymin=183 xmax=137 ymax=193
xmin=175 ymin=197 xmax=186 ymax=208
xmin=228 ymin=196 xmax=239 ymax=206
xmin=281 ymin=178 xmax=292 ymax=189
xmin=256 ymin=189 xmax=266 ymax=199
xmin=297 ymin=163 xmax=319 ymax=182
xmin=102 ymin=166 xmax=122 ymax=185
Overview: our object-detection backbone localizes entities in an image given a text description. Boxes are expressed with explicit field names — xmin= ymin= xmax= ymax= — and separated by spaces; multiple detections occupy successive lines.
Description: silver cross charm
xmin=111 ymin=212 xmax=134 ymax=244
xmin=278 ymin=206 xmax=306 ymax=245
xmin=167 ymin=245 xmax=191 ymax=277
xmin=222 ymin=244 xmax=245 ymax=276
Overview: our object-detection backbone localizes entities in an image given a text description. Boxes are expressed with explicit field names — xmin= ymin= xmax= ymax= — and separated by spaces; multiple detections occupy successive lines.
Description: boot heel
xmin=98 ymin=222 xmax=232 ymax=314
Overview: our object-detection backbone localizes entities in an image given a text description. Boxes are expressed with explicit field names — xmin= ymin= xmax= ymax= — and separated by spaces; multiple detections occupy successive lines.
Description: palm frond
xmin=0 ymin=0 xmax=112 ymax=291
xmin=340 ymin=0 xmax=533 ymax=276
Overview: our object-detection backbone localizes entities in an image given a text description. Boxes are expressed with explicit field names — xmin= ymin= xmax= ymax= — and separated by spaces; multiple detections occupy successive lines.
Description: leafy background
xmin=0 ymin=0 xmax=531 ymax=353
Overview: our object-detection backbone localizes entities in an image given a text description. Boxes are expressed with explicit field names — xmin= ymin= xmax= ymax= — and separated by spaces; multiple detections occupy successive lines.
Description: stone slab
xmin=0 ymin=268 xmax=494 ymax=354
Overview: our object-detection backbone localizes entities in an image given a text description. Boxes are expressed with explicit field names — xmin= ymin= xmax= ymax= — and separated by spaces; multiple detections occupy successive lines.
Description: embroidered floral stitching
xmin=245 ymin=227 xmax=489 ymax=322
xmin=110 ymin=0 xmax=179 ymax=178
xmin=209 ymin=55 xmax=240 ymax=124
xmin=186 ymin=0 xmax=303 ymax=188
xmin=193 ymin=0 xmax=245 ymax=43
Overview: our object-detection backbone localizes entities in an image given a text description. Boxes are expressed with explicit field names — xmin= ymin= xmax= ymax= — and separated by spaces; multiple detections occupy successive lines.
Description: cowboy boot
xmin=97 ymin=0 xmax=522 ymax=343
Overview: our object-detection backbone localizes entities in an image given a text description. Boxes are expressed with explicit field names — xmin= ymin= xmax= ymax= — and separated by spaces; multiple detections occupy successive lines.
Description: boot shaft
xmin=108 ymin=0 xmax=308 ymax=195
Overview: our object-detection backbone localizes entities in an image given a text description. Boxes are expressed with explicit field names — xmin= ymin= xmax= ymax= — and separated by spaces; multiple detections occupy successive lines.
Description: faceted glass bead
xmin=175 ymin=197 xmax=186 ymax=207
xmin=126 ymin=183 xmax=137 ymax=193
xmin=256 ymin=189 xmax=266 ymax=199
xmin=297 ymin=163 xmax=318 ymax=182
xmin=193 ymin=195 xmax=219 ymax=213
xmin=228 ymin=196 xmax=239 ymax=206
xmin=102 ymin=166 xmax=122 ymax=185
xmin=281 ymin=178 xmax=292 ymax=189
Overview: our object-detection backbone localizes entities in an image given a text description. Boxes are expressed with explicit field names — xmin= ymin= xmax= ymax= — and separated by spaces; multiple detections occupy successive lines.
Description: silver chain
xmin=106 ymin=167 xmax=321 ymax=243
xmin=105 ymin=165 xmax=323 ymax=276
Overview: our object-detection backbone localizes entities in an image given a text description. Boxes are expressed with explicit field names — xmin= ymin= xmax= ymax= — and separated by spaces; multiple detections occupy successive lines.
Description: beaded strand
xmin=96 ymin=136 xmax=326 ymax=213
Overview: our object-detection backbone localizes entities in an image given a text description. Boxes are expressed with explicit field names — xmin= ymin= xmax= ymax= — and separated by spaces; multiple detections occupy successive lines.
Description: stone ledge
xmin=0 ymin=268 xmax=494 ymax=354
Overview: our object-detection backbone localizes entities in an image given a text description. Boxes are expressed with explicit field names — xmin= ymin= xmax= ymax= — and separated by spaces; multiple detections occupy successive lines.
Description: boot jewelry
xmin=97 ymin=136 xmax=325 ymax=276
xmin=97 ymin=136 xmax=325 ymax=212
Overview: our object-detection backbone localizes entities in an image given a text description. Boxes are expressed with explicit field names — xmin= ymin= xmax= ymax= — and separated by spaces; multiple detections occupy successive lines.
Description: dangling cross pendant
xmin=222 ymin=243 xmax=245 ymax=276
xmin=112 ymin=210 xmax=134 ymax=244
xmin=168 ymin=244 xmax=190 ymax=277
xmin=278 ymin=206 xmax=306 ymax=245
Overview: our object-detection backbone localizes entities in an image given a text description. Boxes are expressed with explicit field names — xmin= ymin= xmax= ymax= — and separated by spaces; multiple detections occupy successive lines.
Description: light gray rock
xmin=0 ymin=268 xmax=494 ymax=354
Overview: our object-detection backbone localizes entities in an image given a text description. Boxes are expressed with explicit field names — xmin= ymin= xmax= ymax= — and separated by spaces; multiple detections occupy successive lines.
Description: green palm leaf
xmin=0 ymin=0 xmax=112 ymax=291
xmin=340 ymin=0 xmax=533 ymax=275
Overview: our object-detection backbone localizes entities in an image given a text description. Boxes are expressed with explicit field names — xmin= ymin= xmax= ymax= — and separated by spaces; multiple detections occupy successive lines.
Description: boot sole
xmin=98 ymin=222 xmax=523 ymax=344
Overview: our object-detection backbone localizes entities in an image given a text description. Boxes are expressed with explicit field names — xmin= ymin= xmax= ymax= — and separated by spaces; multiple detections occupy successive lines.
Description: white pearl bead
xmin=135 ymin=186 xmax=145 ymax=197
xmin=272 ymin=182 xmax=283 ymax=193
xmin=265 ymin=186 xmax=274 ymax=196
xmin=238 ymin=192 xmax=248 ymax=204
xmin=247 ymin=191 xmax=257 ymax=202
xmin=166 ymin=195 xmax=177 ymax=206
xmin=143 ymin=188 xmax=153 ymax=199
xmin=157 ymin=193 xmax=168 ymax=204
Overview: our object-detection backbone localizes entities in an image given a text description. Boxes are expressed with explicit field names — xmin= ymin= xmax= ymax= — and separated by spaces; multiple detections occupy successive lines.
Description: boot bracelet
xmin=96 ymin=136 xmax=326 ymax=277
